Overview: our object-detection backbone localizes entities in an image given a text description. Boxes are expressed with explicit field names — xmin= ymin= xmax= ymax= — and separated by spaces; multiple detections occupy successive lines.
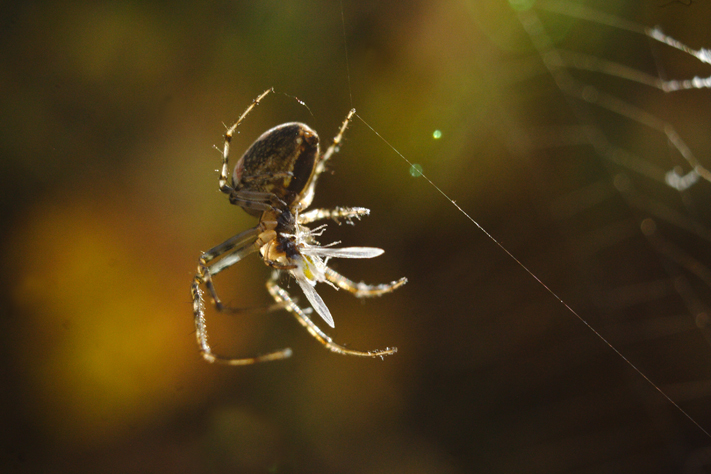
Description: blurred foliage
xmin=2 ymin=0 xmax=711 ymax=472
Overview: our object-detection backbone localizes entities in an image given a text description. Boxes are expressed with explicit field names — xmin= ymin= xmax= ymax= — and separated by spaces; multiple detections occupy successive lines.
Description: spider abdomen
xmin=233 ymin=122 xmax=319 ymax=215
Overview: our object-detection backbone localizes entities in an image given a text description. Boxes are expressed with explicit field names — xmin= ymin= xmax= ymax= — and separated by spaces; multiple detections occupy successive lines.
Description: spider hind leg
xmin=266 ymin=275 xmax=397 ymax=358
xmin=192 ymin=225 xmax=292 ymax=365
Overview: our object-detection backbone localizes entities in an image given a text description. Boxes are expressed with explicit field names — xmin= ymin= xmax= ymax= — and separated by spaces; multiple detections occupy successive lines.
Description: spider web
xmin=345 ymin=0 xmax=711 ymax=471
xmin=456 ymin=1 xmax=711 ymax=470
xmin=512 ymin=0 xmax=711 ymax=418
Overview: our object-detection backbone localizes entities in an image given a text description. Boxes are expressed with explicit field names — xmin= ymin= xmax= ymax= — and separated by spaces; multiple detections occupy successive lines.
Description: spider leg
xmin=227 ymin=190 xmax=288 ymax=215
xmin=199 ymin=226 xmax=260 ymax=266
xmin=323 ymin=267 xmax=407 ymax=298
xmin=229 ymin=171 xmax=298 ymax=211
xmin=317 ymin=108 xmax=356 ymax=175
xmin=218 ymin=88 xmax=291 ymax=215
xmin=193 ymin=281 xmax=291 ymax=365
xmin=298 ymin=109 xmax=356 ymax=209
xmin=264 ymin=259 xmax=298 ymax=270
xmin=197 ymin=244 xmax=260 ymax=313
xmin=220 ymin=88 xmax=274 ymax=195
xmin=298 ymin=206 xmax=370 ymax=225
xmin=196 ymin=223 xmax=282 ymax=307
xmin=266 ymin=275 xmax=397 ymax=358
xmin=192 ymin=224 xmax=291 ymax=365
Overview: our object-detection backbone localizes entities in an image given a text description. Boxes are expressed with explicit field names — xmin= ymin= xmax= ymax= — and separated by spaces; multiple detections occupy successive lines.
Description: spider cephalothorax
xmin=191 ymin=88 xmax=406 ymax=365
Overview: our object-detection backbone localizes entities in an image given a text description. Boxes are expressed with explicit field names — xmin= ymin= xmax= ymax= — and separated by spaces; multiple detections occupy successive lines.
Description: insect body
xmin=191 ymin=88 xmax=407 ymax=365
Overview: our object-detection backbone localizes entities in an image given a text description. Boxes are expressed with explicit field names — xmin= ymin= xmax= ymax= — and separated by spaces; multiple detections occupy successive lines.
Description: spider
xmin=191 ymin=88 xmax=407 ymax=365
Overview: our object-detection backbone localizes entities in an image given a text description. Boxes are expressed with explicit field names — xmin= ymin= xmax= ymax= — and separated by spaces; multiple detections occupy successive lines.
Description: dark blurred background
xmin=3 ymin=0 xmax=711 ymax=472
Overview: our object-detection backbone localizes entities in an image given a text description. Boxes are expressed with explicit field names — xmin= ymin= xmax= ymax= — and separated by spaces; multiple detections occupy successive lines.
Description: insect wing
xmin=301 ymin=246 xmax=384 ymax=259
xmin=294 ymin=270 xmax=335 ymax=328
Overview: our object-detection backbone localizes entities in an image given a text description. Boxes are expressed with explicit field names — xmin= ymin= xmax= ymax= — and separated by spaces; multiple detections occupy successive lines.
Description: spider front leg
xmin=217 ymin=88 xmax=294 ymax=215
xmin=266 ymin=275 xmax=397 ymax=358
xmin=192 ymin=224 xmax=291 ymax=365
xmin=299 ymin=109 xmax=357 ymax=208
xmin=219 ymin=88 xmax=274 ymax=195
xmin=227 ymin=189 xmax=287 ymax=216
xmin=324 ymin=267 xmax=408 ymax=298
xmin=316 ymin=108 xmax=356 ymax=175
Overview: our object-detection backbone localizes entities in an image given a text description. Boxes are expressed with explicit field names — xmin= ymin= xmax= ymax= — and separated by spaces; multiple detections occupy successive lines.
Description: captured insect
xmin=191 ymin=88 xmax=407 ymax=365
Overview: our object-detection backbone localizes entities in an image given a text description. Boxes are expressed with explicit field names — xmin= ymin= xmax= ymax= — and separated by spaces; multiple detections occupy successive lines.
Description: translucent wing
xmin=294 ymin=269 xmax=335 ymax=328
xmin=300 ymin=246 xmax=384 ymax=259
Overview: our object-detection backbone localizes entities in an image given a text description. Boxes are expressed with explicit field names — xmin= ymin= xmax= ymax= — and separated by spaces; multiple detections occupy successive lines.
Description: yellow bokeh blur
xmin=8 ymin=195 xmax=206 ymax=448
